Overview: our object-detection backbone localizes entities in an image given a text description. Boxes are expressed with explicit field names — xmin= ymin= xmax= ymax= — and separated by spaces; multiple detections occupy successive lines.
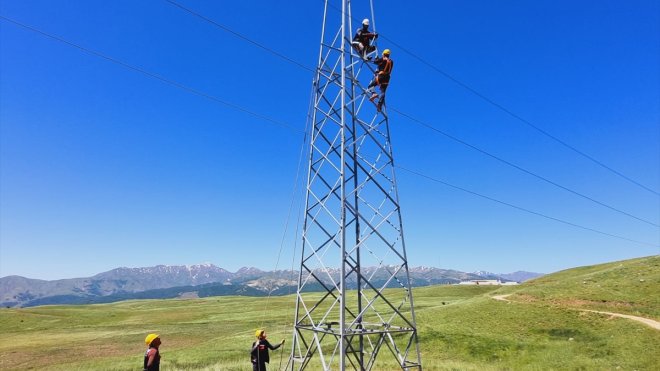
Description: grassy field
xmin=1 ymin=256 xmax=658 ymax=370
xmin=497 ymin=255 xmax=660 ymax=319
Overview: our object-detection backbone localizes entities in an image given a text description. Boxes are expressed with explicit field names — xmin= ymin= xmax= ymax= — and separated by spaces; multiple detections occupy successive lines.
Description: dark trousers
xmin=252 ymin=361 xmax=267 ymax=371
xmin=369 ymin=74 xmax=390 ymax=92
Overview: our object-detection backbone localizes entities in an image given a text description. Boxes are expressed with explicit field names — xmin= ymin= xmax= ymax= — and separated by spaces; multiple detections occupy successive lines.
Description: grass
xmin=497 ymin=255 xmax=660 ymax=318
xmin=417 ymin=286 xmax=658 ymax=370
xmin=1 ymin=256 xmax=658 ymax=370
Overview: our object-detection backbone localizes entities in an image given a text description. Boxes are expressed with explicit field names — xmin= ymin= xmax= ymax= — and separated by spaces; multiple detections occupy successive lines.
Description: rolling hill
xmin=498 ymin=255 xmax=659 ymax=318
xmin=0 ymin=256 xmax=657 ymax=370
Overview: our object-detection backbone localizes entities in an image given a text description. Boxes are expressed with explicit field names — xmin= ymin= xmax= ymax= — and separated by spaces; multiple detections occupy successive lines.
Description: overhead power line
xmin=165 ymin=0 xmax=315 ymax=74
xmin=391 ymin=108 xmax=659 ymax=228
xmin=0 ymin=15 xmax=301 ymax=133
xmin=162 ymin=2 xmax=659 ymax=229
xmin=2 ymin=15 xmax=655 ymax=248
xmin=384 ymin=36 xmax=660 ymax=197
xmin=321 ymin=0 xmax=659 ymax=197
xmin=396 ymin=166 xmax=658 ymax=248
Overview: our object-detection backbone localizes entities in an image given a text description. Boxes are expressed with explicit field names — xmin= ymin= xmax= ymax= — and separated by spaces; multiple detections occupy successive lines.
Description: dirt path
xmin=582 ymin=310 xmax=660 ymax=330
xmin=490 ymin=294 xmax=660 ymax=330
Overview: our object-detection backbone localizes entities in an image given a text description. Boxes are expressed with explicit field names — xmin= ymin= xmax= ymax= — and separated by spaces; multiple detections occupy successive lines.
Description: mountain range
xmin=0 ymin=264 xmax=543 ymax=307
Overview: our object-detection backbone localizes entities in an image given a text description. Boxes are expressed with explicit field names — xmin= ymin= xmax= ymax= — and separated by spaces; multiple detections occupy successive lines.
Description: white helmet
xmin=362 ymin=18 xmax=369 ymax=26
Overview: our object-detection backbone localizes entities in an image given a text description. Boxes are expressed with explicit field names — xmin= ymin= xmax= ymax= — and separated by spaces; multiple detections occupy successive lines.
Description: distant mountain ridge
xmin=472 ymin=270 xmax=541 ymax=282
xmin=0 ymin=264 xmax=543 ymax=307
xmin=498 ymin=271 xmax=543 ymax=282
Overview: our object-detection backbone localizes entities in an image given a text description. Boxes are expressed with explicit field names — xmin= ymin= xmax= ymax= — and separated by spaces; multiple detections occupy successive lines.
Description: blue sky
xmin=1 ymin=0 xmax=658 ymax=280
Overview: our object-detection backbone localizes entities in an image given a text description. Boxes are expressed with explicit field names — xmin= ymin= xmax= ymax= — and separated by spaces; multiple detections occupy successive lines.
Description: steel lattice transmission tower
xmin=287 ymin=1 xmax=422 ymax=370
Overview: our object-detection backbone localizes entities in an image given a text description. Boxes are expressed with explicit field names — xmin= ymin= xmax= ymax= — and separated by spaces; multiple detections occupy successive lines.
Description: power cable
xmin=322 ymin=0 xmax=660 ymax=197
xmin=165 ymin=0 xmax=315 ymax=74
xmin=0 ymin=15 xmax=302 ymax=134
xmin=2 ymin=15 xmax=655 ymax=248
xmin=159 ymin=3 xmax=660 ymax=227
xmin=391 ymin=108 xmax=659 ymax=228
xmin=396 ymin=166 xmax=658 ymax=248
xmin=259 ymin=85 xmax=312 ymax=329
xmin=279 ymin=83 xmax=316 ymax=371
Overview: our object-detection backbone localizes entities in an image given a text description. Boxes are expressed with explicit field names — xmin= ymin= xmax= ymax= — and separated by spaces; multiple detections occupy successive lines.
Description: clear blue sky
xmin=1 ymin=0 xmax=658 ymax=280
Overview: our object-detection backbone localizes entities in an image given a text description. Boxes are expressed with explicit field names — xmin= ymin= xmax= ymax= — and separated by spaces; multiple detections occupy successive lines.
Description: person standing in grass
xmin=250 ymin=329 xmax=284 ymax=371
xmin=143 ymin=333 xmax=161 ymax=371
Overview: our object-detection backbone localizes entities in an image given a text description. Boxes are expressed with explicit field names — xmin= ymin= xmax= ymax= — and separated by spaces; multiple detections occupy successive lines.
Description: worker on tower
xmin=250 ymin=329 xmax=284 ymax=371
xmin=367 ymin=48 xmax=393 ymax=112
xmin=143 ymin=334 xmax=161 ymax=371
xmin=352 ymin=18 xmax=378 ymax=60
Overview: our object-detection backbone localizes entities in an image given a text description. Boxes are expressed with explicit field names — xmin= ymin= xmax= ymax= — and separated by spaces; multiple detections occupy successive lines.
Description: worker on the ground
xmin=351 ymin=18 xmax=378 ymax=60
xmin=250 ymin=329 xmax=284 ymax=371
xmin=368 ymin=49 xmax=393 ymax=112
xmin=143 ymin=334 xmax=161 ymax=371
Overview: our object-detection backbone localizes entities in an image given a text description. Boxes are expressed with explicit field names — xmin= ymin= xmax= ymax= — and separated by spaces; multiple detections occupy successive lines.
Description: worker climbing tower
xmin=288 ymin=1 xmax=422 ymax=370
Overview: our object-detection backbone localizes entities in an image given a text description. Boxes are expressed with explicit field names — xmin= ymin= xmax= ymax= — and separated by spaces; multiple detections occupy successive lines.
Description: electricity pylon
xmin=288 ymin=1 xmax=422 ymax=370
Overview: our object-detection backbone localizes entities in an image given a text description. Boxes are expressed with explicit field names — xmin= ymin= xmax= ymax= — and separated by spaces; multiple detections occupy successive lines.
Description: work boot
xmin=369 ymin=93 xmax=378 ymax=102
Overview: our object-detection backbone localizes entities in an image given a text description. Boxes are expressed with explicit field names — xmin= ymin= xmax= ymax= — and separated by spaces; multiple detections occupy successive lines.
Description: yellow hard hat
xmin=145 ymin=333 xmax=159 ymax=346
xmin=383 ymin=49 xmax=391 ymax=56
xmin=255 ymin=329 xmax=264 ymax=338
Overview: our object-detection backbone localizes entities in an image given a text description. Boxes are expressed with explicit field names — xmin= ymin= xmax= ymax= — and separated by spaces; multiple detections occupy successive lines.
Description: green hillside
xmin=497 ymin=255 xmax=660 ymax=318
xmin=0 ymin=257 xmax=658 ymax=370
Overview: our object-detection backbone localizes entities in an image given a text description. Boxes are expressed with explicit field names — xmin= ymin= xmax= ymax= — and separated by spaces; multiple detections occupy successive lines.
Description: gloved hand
xmin=281 ymin=339 xmax=286 ymax=345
